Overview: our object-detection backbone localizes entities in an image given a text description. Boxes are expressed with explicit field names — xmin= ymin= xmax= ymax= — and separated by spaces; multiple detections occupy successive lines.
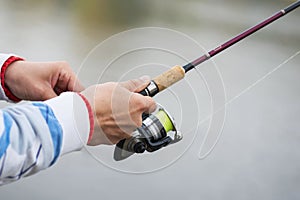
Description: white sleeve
xmin=44 ymin=92 xmax=90 ymax=155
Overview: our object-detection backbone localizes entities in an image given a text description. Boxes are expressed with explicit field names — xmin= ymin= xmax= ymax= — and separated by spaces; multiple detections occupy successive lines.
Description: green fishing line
xmin=155 ymin=109 xmax=174 ymax=132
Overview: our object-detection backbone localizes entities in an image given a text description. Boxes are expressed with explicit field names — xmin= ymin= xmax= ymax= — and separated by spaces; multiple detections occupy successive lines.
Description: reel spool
xmin=114 ymin=105 xmax=182 ymax=161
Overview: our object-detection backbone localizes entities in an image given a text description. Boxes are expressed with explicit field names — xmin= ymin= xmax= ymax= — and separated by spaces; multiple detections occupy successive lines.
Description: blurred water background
xmin=0 ymin=0 xmax=299 ymax=200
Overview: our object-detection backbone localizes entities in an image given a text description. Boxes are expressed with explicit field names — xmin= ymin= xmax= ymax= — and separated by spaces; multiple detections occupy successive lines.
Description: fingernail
xmin=140 ymin=75 xmax=151 ymax=82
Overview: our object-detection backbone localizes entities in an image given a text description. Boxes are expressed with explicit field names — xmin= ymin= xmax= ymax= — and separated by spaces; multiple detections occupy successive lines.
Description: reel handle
xmin=139 ymin=66 xmax=185 ymax=97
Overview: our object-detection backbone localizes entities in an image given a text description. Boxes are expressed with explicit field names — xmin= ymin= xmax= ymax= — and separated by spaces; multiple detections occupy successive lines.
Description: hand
xmin=81 ymin=76 xmax=157 ymax=145
xmin=5 ymin=61 xmax=84 ymax=101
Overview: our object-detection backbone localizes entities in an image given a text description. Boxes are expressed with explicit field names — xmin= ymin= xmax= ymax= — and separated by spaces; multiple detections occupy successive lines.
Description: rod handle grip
xmin=139 ymin=66 xmax=185 ymax=97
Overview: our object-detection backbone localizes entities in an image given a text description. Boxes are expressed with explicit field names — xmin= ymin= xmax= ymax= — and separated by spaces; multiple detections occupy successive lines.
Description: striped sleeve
xmin=0 ymin=92 xmax=90 ymax=185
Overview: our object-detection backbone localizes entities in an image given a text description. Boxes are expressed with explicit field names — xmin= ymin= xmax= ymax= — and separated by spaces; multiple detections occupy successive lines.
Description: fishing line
xmin=197 ymin=50 xmax=300 ymax=159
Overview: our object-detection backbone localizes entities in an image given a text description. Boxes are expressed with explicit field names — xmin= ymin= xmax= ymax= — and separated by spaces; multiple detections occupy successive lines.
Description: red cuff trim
xmin=77 ymin=93 xmax=94 ymax=143
xmin=1 ymin=56 xmax=24 ymax=102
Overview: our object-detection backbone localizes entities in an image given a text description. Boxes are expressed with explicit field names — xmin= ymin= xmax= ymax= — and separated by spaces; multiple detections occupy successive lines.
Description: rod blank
xmin=183 ymin=1 xmax=300 ymax=72
xmin=140 ymin=1 xmax=300 ymax=97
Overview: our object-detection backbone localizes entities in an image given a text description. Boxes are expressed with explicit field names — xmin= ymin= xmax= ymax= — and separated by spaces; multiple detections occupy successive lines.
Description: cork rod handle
xmin=153 ymin=66 xmax=185 ymax=92
xmin=139 ymin=66 xmax=185 ymax=97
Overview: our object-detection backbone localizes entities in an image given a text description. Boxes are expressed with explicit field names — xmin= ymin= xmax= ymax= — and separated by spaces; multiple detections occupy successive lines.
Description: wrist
xmin=1 ymin=56 xmax=24 ymax=102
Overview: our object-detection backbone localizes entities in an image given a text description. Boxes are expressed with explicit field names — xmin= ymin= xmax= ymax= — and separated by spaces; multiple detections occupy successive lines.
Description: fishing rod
xmin=114 ymin=1 xmax=300 ymax=161
xmin=140 ymin=0 xmax=300 ymax=97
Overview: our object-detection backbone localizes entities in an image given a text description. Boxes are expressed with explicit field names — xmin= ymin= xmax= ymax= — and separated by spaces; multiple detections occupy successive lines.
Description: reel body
xmin=114 ymin=105 xmax=182 ymax=161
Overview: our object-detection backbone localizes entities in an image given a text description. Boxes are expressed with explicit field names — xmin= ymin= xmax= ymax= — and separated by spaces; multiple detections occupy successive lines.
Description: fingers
xmin=66 ymin=74 xmax=85 ymax=93
xmin=120 ymin=75 xmax=151 ymax=92
xmin=140 ymin=96 xmax=157 ymax=114
xmin=130 ymin=93 xmax=157 ymax=124
xmin=72 ymin=78 xmax=85 ymax=92
xmin=54 ymin=61 xmax=85 ymax=94
xmin=55 ymin=70 xmax=71 ymax=94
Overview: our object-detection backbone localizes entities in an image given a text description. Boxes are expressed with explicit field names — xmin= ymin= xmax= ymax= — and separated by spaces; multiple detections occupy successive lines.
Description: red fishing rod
xmin=140 ymin=0 xmax=300 ymax=97
xmin=114 ymin=1 xmax=300 ymax=161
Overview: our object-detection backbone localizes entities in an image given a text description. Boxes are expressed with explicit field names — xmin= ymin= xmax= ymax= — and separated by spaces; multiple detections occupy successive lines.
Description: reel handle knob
xmin=133 ymin=141 xmax=146 ymax=153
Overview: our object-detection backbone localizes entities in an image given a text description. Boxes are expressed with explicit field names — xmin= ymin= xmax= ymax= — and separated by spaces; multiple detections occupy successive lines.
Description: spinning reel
xmin=114 ymin=105 xmax=182 ymax=161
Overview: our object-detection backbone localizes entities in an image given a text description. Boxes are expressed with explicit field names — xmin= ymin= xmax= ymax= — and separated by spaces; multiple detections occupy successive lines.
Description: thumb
xmin=120 ymin=75 xmax=151 ymax=92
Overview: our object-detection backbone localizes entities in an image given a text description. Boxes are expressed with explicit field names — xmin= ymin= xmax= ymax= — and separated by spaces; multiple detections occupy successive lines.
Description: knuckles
xmin=55 ymin=61 xmax=70 ymax=70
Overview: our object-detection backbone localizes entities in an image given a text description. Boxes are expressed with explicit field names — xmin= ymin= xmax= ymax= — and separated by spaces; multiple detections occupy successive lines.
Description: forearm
xmin=0 ymin=92 xmax=92 ymax=185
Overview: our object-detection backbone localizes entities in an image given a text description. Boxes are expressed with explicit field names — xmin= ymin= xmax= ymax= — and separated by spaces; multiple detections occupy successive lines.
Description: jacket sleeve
xmin=0 ymin=92 xmax=91 ymax=185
